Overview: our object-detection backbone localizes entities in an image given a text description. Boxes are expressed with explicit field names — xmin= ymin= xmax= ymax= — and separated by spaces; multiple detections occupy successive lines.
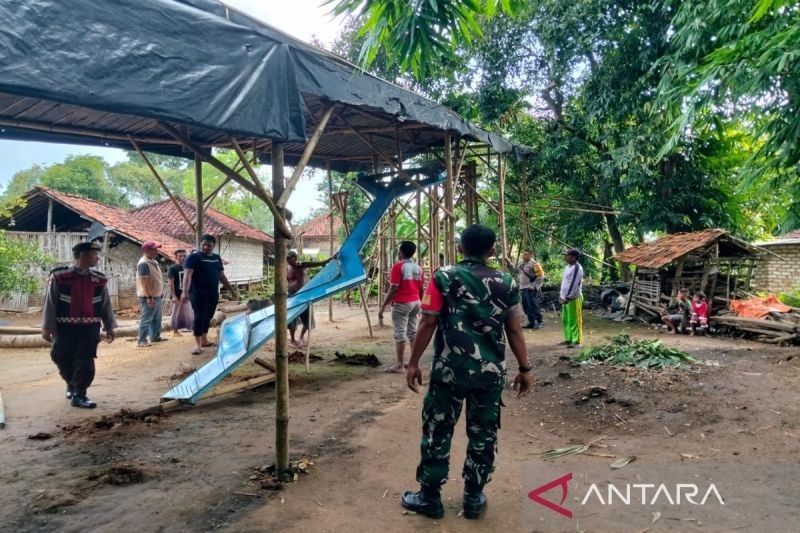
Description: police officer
xmin=42 ymin=241 xmax=117 ymax=409
xmin=403 ymin=224 xmax=533 ymax=519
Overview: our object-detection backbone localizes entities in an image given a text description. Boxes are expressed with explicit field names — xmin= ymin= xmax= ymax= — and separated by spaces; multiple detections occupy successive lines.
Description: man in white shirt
xmin=559 ymin=249 xmax=584 ymax=347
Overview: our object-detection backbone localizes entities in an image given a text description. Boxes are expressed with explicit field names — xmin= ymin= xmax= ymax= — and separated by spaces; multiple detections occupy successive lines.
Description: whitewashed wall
xmin=217 ymin=236 xmax=264 ymax=282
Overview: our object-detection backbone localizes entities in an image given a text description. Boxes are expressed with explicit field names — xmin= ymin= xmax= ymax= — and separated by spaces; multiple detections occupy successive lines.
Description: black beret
xmin=72 ymin=241 xmax=101 ymax=253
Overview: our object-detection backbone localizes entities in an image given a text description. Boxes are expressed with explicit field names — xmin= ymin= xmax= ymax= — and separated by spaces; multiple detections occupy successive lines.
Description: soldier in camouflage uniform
xmin=402 ymin=224 xmax=533 ymax=519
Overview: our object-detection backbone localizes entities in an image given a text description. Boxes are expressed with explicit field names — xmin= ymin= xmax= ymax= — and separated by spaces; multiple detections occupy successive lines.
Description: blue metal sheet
xmin=162 ymin=171 xmax=445 ymax=404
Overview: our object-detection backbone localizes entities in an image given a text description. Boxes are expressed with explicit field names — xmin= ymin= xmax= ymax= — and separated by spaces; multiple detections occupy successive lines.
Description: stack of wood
xmin=710 ymin=309 xmax=800 ymax=345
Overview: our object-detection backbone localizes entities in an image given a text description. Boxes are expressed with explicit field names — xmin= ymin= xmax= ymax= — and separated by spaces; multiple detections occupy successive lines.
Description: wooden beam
xmin=277 ymin=104 xmax=336 ymax=207
xmin=129 ymin=135 xmax=196 ymax=233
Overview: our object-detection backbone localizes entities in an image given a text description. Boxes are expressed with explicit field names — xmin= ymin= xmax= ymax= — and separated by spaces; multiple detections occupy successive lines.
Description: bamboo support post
xmin=277 ymin=104 xmax=335 ymax=207
xmin=305 ymin=303 xmax=313 ymax=374
xmin=444 ymin=132 xmax=455 ymax=265
xmin=194 ymin=156 xmax=203 ymax=248
xmin=327 ymin=162 xmax=334 ymax=322
xmin=498 ymin=154 xmax=508 ymax=265
xmin=272 ymin=142 xmax=290 ymax=473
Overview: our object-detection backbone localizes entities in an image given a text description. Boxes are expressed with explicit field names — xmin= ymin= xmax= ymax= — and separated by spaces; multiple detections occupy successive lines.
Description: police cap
xmin=72 ymin=241 xmax=102 ymax=253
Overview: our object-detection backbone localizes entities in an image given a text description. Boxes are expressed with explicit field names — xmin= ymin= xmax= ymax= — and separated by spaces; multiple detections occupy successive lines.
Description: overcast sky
xmin=0 ymin=0 xmax=346 ymax=220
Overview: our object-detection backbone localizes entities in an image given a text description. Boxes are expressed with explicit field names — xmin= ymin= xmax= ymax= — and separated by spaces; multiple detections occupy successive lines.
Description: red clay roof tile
xmin=130 ymin=197 xmax=273 ymax=243
xmin=36 ymin=186 xmax=192 ymax=261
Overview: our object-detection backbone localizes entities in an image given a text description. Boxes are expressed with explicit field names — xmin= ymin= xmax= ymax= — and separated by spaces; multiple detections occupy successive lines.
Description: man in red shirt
xmin=379 ymin=241 xmax=425 ymax=373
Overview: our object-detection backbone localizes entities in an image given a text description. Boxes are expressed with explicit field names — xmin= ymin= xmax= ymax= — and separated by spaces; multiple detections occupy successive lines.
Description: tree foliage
xmin=327 ymin=0 xmax=797 ymax=281
xmin=326 ymin=0 xmax=523 ymax=78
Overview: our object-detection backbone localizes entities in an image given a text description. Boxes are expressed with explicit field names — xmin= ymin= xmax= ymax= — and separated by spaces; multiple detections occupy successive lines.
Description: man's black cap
xmin=563 ymin=248 xmax=581 ymax=258
xmin=72 ymin=241 xmax=102 ymax=253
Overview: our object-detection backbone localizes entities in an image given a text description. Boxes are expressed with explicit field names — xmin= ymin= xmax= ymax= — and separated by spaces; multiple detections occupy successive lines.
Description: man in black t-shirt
xmin=180 ymin=235 xmax=236 ymax=355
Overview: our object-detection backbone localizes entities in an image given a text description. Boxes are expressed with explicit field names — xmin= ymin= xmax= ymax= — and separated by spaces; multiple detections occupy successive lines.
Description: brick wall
xmin=752 ymin=243 xmax=800 ymax=293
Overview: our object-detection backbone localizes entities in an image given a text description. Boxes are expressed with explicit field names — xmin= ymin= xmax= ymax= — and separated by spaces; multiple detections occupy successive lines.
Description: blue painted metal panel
xmin=162 ymin=171 xmax=445 ymax=403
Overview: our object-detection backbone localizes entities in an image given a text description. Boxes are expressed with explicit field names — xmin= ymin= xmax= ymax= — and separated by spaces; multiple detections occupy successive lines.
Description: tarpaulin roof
xmin=0 ymin=0 xmax=528 ymax=171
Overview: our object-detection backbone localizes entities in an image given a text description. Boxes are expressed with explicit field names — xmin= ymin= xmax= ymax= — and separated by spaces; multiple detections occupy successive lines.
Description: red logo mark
xmin=528 ymin=473 xmax=573 ymax=519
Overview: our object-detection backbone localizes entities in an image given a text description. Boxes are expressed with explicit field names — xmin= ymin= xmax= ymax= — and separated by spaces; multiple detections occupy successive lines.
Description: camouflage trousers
xmin=416 ymin=379 xmax=503 ymax=490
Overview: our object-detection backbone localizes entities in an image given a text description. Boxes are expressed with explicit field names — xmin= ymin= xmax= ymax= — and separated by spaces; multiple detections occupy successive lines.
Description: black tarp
xmin=0 ymin=0 xmax=308 ymax=141
xmin=0 ymin=0 xmax=528 ymax=164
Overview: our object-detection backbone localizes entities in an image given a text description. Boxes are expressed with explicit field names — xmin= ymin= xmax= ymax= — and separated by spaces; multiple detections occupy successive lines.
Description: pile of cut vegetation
xmin=575 ymin=334 xmax=699 ymax=369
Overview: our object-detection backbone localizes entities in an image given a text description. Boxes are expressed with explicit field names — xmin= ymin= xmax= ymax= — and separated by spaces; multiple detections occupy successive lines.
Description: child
xmin=690 ymin=291 xmax=709 ymax=335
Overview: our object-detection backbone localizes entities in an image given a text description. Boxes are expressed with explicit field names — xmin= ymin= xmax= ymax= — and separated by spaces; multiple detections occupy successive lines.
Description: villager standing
xmin=379 ymin=241 xmax=425 ymax=373
xmin=41 ymin=242 xmax=116 ymax=409
xmin=181 ymin=234 xmax=236 ymax=355
xmin=136 ymin=241 xmax=165 ymax=347
xmin=560 ymin=249 xmax=584 ymax=347
xmin=403 ymin=225 xmax=532 ymax=519
xmin=168 ymin=248 xmax=193 ymax=336
xmin=518 ymin=249 xmax=545 ymax=329
xmin=286 ymin=250 xmax=333 ymax=347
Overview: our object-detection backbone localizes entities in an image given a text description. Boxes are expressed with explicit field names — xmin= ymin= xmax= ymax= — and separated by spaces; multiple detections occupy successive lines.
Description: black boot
xmin=71 ymin=395 xmax=97 ymax=409
xmin=401 ymin=486 xmax=444 ymax=519
xmin=463 ymin=487 xmax=487 ymax=519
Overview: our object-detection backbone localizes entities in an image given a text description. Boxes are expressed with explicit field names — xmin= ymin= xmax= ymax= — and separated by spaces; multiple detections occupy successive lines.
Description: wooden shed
xmin=130 ymin=197 xmax=274 ymax=285
xmin=614 ymin=229 xmax=762 ymax=317
xmin=0 ymin=186 xmax=192 ymax=311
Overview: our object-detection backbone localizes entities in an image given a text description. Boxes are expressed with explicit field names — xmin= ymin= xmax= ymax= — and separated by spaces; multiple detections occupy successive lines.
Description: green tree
xmin=657 ymin=0 xmax=800 ymax=230
xmin=326 ymin=0 xmax=523 ymax=78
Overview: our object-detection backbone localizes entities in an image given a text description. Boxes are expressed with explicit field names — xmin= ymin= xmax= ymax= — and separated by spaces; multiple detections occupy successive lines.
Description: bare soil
xmin=1 ymin=305 xmax=798 ymax=532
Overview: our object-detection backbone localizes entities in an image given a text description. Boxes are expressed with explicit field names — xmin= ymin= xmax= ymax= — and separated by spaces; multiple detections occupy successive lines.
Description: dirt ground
xmin=1 ymin=304 xmax=799 ymax=532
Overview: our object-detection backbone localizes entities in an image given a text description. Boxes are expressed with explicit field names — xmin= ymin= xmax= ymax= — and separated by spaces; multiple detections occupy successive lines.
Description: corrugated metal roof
xmin=614 ymin=229 xmax=734 ymax=269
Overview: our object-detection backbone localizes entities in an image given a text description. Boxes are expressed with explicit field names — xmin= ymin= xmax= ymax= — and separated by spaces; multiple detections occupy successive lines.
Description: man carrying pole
xmin=518 ymin=249 xmax=545 ymax=329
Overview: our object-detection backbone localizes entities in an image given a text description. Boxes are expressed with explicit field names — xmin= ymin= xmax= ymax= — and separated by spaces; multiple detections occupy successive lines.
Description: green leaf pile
xmin=574 ymin=334 xmax=699 ymax=369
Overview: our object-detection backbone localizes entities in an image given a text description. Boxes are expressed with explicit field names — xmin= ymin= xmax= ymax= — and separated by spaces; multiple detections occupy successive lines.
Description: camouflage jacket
xmin=421 ymin=257 xmax=522 ymax=389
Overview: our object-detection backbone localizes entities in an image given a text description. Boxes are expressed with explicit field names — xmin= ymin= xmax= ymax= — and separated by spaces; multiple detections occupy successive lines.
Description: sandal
xmin=201 ymin=342 xmax=216 ymax=347
xmin=384 ymin=365 xmax=404 ymax=374
xmin=191 ymin=347 xmax=203 ymax=355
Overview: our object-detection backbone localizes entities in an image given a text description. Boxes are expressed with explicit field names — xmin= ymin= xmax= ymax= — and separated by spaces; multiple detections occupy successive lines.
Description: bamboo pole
xmin=498 ymin=154 xmax=508 ymax=265
xmin=194 ymin=156 xmax=203 ymax=248
xmin=277 ymin=104 xmax=336 ymax=207
xmin=272 ymin=142 xmax=290 ymax=473
xmin=159 ymin=122 xmax=292 ymax=239
xmin=416 ymin=190 xmax=423 ymax=268
xmin=305 ymin=303 xmax=313 ymax=374
xmin=129 ymin=136 xmax=197 ymax=233
xmin=444 ymin=132 xmax=455 ymax=265
xmin=327 ymin=162 xmax=334 ymax=322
